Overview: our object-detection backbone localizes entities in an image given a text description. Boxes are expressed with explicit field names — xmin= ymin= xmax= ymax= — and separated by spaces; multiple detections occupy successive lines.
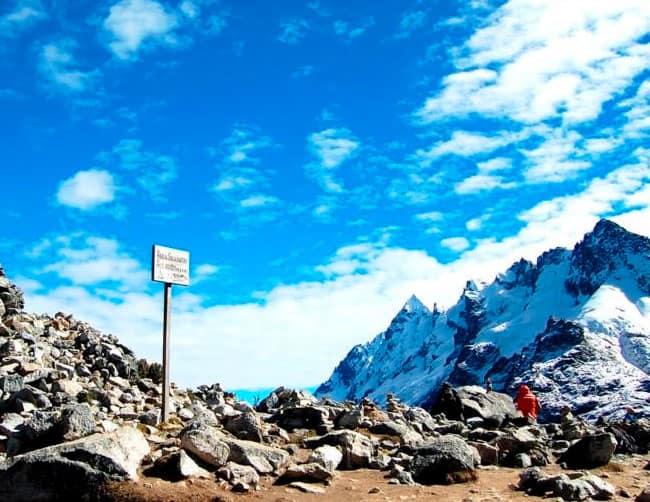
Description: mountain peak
xmin=403 ymin=294 xmax=429 ymax=314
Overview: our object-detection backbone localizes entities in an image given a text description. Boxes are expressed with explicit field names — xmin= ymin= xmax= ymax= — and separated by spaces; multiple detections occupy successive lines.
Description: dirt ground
xmin=103 ymin=454 xmax=650 ymax=502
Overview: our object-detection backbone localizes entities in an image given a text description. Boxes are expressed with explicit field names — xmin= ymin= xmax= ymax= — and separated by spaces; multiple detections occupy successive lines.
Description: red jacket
xmin=514 ymin=384 xmax=540 ymax=419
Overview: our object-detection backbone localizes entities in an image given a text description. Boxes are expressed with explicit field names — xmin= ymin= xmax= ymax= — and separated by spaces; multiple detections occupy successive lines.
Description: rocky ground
xmin=2 ymin=265 xmax=650 ymax=502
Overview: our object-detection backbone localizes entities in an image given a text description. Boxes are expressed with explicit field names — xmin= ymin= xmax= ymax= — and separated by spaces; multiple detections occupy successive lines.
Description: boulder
xmin=274 ymin=406 xmax=331 ymax=433
xmin=180 ymin=425 xmax=230 ymax=468
xmin=224 ymin=411 xmax=263 ymax=442
xmin=456 ymin=386 xmax=518 ymax=428
xmin=559 ymin=432 xmax=617 ymax=469
xmin=407 ymin=435 xmax=479 ymax=485
xmin=304 ymin=430 xmax=375 ymax=469
xmin=217 ymin=461 xmax=260 ymax=491
xmin=149 ymin=450 xmax=211 ymax=481
xmin=308 ymin=444 xmax=342 ymax=471
xmin=518 ymin=467 xmax=615 ymax=500
xmin=61 ymin=403 xmax=96 ymax=441
xmin=277 ymin=462 xmax=335 ymax=484
xmin=0 ymin=426 xmax=149 ymax=501
xmin=369 ymin=421 xmax=422 ymax=446
xmin=222 ymin=436 xmax=290 ymax=474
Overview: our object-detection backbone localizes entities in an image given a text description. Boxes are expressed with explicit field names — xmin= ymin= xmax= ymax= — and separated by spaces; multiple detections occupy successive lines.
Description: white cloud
xmin=333 ymin=17 xmax=374 ymax=39
xmin=477 ymin=157 xmax=512 ymax=172
xmin=56 ymin=169 xmax=115 ymax=210
xmin=38 ymin=234 xmax=146 ymax=288
xmin=277 ymin=18 xmax=309 ymax=45
xmin=0 ymin=0 xmax=45 ymax=35
xmin=307 ymin=128 xmax=360 ymax=192
xmin=239 ymin=194 xmax=279 ymax=208
xmin=106 ymin=139 xmax=178 ymax=200
xmin=455 ymin=174 xmax=516 ymax=195
xmin=522 ymin=128 xmax=591 ymax=182
xmin=440 ymin=236 xmax=470 ymax=252
xmin=415 ymin=0 xmax=650 ymax=125
xmin=39 ymin=40 xmax=99 ymax=93
xmin=466 ymin=215 xmax=488 ymax=231
xmin=193 ymin=263 xmax=220 ymax=284
xmin=415 ymin=130 xmax=522 ymax=165
xmin=103 ymin=0 xmax=178 ymax=59
xmin=414 ymin=211 xmax=443 ymax=222
xmin=395 ymin=10 xmax=426 ymax=38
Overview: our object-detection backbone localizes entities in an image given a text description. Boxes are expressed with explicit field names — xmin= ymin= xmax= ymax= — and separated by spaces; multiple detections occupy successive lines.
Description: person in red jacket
xmin=514 ymin=384 xmax=541 ymax=421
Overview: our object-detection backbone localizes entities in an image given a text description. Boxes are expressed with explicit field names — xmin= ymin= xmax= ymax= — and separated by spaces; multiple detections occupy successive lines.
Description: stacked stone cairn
xmin=0 ymin=265 xmax=650 ymax=501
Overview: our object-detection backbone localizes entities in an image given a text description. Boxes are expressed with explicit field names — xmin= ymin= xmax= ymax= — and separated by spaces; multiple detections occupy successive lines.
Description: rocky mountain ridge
xmin=317 ymin=219 xmax=650 ymax=421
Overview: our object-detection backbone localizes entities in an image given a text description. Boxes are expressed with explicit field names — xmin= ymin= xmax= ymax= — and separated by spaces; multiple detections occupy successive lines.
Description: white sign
xmin=152 ymin=245 xmax=190 ymax=286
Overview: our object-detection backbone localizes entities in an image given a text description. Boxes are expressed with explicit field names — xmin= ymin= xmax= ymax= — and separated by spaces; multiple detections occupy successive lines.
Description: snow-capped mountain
xmin=316 ymin=219 xmax=650 ymax=421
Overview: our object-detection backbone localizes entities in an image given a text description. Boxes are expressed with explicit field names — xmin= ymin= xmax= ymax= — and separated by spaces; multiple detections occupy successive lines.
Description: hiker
xmin=624 ymin=406 xmax=638 ymax=423
xmin=513 ymin=384 xmax=541 ymax=421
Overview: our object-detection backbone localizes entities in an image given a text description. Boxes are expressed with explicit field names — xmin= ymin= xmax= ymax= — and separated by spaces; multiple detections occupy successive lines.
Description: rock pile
xmin=1 ymin=265 xmax=650 ymax=501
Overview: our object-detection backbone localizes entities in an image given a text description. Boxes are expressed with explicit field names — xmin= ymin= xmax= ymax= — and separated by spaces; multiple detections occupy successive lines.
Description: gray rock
xmin=408 ymin=435 xmax=479 ymax=485
xmin=456 ymin=386 xmax=519 ymax=428
xmin=369 ymin=421 xmax=422 ymax=446
xmin=337 ymin=409 xmax=363 ymax=429
xmin=0 ymin=426 xmax=149 ymax=501
xmin=222 ymin=436 xmax=290 ymax=474
xmin=559 ymin=433 xmax=617 ymax=469
xmin=180 ymin=425 xmax=230 ymax=468
xmin=469 ymin=441 xmax=499 ymax=466
xmin=0 ymin=375 xmax=23 ymax=394
xmin=277 ymin=462 xmax=335 ymax=484
xmin=151 ymin=450 xmax=211 ymax=481
xmin=0 ymin=413 xmax=24 ymax=436
xmin=61 ymin=403 xmax=96 ymax=441
xmin=308 ymin=444 xmax=343 ymax=471
xmin=305 ymin=430 xmax=375 ymax=470
xmin=217 ymin=461 xmax=260 ymax=490
xmin=288 ymin=481 xmax=326 ymax=494
xmin=224 ymin=411 xmax=263 ymax=442
xmin=274 ymin=406 xmax=332 ymax=433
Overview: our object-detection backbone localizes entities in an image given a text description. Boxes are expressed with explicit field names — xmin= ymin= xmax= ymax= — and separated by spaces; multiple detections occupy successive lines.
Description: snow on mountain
xmin=316 ymin=219 xmax=650 ymax=421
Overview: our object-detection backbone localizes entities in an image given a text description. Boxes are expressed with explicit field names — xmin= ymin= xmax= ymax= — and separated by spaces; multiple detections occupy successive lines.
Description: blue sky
xmin=1 ymin=0 xmax=649 ymax=391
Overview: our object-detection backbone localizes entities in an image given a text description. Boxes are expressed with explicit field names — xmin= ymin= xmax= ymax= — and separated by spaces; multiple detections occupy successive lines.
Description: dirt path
xmin=104 ymin=454 xmax=650 ymax=502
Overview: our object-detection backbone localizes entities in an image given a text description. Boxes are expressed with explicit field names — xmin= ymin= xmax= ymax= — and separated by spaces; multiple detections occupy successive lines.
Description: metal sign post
xmin=151 ymin=245 xmax=190 ymax=424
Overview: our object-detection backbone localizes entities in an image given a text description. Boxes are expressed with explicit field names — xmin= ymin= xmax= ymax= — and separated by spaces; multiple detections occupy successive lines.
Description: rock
xmin=308 ymin=444 xmax=342 ymax=471
xmin=369 ymin=421 xmax=422 ymax=446
xmin=0 ymin=375 xmax=23 ymax=394
xmin=23 ymin=411 xmax=61 ymax=450
xmin=223 ymin=436 xmax=290 ymax=474
xmin=277 ymin=462 xmax=335 ymax=484
xmin=288 ymin=481 xmax=326 ymax=494
xmin=61 ymin=403 xmax=96 ymax=441
xmin=224 ymin=411 xmax=263 ymax=442
xmin=518 ymin=467 xmax=615 ymax=500
xmin=407 ymin=435 xmax=479 ymax=485
xmin=274 ymin=406 xmax=332 ymax=433
xmin=150 ymin=450 xmax=211 ymax=481
xmin=51 ymin=379 xmax=83 ymax=398
xmin=469 ymin=441 xmax=499 ymax=466
xmin=337 ymin=409 xmax=363 ymax=429
xmin=559 ymin=433 xmax=617 ymax=469
xmin=0 ymin=426 xmax=149 ymax=501
xmin=455 ymin=386 xmax=519 ymax=428
xmin=180 ymin=425 xmax=230 ymax=468
xmin=304 ymin=430 xmax=375 ymax=469
xmin=637 ymin=486 xmax=650 ymax=502
xmin=217 ymin=461 xmax=260 ymax=490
